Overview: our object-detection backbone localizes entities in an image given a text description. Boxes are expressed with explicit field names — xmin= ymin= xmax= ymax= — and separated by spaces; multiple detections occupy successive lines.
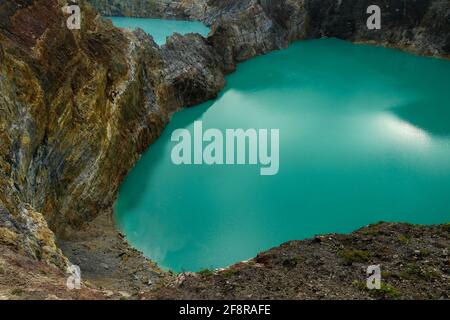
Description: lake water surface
xmin=107 ymin=17 xmax=210 ymax=45
xmin=115 ymin=29 xmax=450 ymax=272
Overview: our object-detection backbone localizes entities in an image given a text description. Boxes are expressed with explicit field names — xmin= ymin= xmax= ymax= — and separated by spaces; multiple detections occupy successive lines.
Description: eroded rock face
xmin=305 ymin=0 xmax=450 ymax=56
xmin=206 ymin=0 xmax=450 ymax=72
xmin=0 ymin=0 xmax=224 ymax=268
xmin=88 ymin=0 xmax=209 ymax=20
xmin=90 ymin=0 xmax=450 ymax=67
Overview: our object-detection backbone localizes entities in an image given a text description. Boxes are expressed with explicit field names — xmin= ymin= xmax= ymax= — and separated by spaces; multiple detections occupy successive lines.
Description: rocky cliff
xmin=205 ymin=0 xmax=450 ymax=71
xmin=0 ymin=0 xmax=224 ymax=270
xmin=0 ymin=0 xmax=449 ymax=299
xmin=89 ymin=0 xmax=450 ymax=63
xmin=88 ymin=0 xmax=209 ymax=20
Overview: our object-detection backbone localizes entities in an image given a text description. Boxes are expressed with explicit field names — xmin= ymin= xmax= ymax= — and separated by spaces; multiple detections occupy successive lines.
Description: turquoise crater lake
xmin=115 ymin=35 xmax=450 ymax=272
xmin=106 ymin=17 xmax=210 ymax=45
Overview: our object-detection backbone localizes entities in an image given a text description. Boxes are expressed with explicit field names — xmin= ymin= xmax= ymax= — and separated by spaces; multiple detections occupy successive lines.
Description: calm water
xmin=116 ymin=38 xmax=450 ymax=272
xmin=106 ymin=17 xmax=210 ymax=45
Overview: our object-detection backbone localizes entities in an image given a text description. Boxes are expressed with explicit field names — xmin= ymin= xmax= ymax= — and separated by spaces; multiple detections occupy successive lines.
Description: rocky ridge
xmin=151 ymin=223 xmax=450 ymax=300
xmin=88 ymin=0 xmax=209 ymax=20
xmin=90 ymin=1 xmax=450 ymax=55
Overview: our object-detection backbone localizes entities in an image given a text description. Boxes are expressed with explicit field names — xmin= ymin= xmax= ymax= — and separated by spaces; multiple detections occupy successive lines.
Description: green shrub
xmin=198 ymin=269 xmax=214 ymax=277
xmin=10 ymin=288 xmax=24 ymax=296
xmin=377 ymin=283 xmax=401 ymax=299
xmin=397 ymin=234 xmax=410 ymax=244
xmin=221 ymin=269 xmax=240 ymax=277
xmin=339 ymin=249 xmax=371 ymax=264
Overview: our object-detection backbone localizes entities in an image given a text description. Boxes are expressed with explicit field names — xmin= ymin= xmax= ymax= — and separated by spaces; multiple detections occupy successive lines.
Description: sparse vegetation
xmin=10 ymin=288 xmax=24 ymax=296
xmin=397 ymin=234 xmax=410 ymax=244
xmin=198 ymin=269 xmax=214 ymax=277
xmin=352 ymin=280 xmax=367 ymax=291
xmin=221 ymin=269 xmax=240 ymax=277
xmin=395 ymin=263 xmax=440 ymax=281
xmin=353 ymin=280 xmax=401 ymax=299
xmin=339 ymin=249 xmax=371 ymax=264
xmin=376 ymin=283 xmax=401 ymax=299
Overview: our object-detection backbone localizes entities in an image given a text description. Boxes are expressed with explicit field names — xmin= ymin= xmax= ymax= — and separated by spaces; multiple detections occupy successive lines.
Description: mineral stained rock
xmin=90 ymin=1 xmax=450 ymax=58
xmin=88 ymin=0 xmax=209 ymax=20
xmin=0 ymin=0 xmax=224 ymax=268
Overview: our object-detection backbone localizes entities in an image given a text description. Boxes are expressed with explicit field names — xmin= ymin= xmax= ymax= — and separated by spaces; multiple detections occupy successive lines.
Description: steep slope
xmin=0 ymin=0 xmax=224 ymax=269
xmin=209 ymin=0 xmax=450 ymax=71
xmin=88 ymin=0 xmax=209 ymax=20
xmin=152 ymin=223 xmax=450 ymax=300
xmin=89 ymin=0 xmax=450 ymax=73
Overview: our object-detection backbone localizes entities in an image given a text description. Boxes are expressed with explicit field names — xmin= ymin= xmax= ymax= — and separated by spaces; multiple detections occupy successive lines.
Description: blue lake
xmin=107 ymin=16 xmax=210 ymax=45
xmin=115 ymin=31 xmax=450 ymax=272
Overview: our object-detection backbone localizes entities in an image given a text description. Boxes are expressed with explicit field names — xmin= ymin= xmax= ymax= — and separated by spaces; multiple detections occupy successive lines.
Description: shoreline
xmin=107 ymin=35 xmax=450 ymax=279
xmin=50 ymin=8 xmax=450 ymax=298
xmin=2 ymin=218 xmax=448 ymax=299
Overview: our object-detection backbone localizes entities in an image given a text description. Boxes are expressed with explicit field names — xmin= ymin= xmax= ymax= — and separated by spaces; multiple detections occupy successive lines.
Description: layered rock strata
xmin=90 ymin=0 xmax=450 ymax=62
xmin=0 ymin=0 xmax=224 ymax=269
xmin=88 ymin=0 xmax=209 ymax=20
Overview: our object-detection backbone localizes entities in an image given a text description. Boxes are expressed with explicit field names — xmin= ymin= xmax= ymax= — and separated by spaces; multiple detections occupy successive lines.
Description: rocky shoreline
xmin=1 ymin=220 xmax=449 ymax=300
xmin=0 ymin=0 xmax=449 ymax=299
xmin=88 ymin=0 xmax=450 ymax=59
xmin=151 ymin=222 xmax=450 ymax=300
